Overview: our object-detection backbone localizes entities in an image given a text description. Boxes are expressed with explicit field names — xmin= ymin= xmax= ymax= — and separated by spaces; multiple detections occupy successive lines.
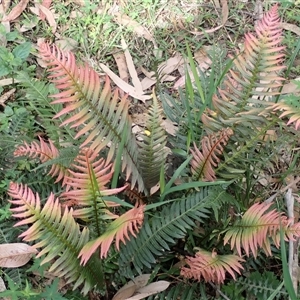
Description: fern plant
xmin=4 ymin=3 xmax=300 ymax=299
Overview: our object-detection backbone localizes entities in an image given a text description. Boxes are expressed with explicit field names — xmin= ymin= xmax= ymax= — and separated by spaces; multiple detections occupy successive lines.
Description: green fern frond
xmin=119 ymin=186 xmax=228 ymax=276
xmin=137 ymin=92 xmax=168 ymax=190
xmin=39 ymin=43 xmax=145 ymax=192
xmin=8 ymin=182 xmax=104 ymax=295
xmin=16 ymin=71 xmax=74 ymax=143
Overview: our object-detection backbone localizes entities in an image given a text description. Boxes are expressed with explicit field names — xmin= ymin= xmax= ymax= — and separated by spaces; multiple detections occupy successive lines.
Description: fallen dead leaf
xmin=113 ymin=12 xmax=154 ymax=42
xmin=1 ymin=0 xmax=11 ymax=13
xmin=0 ymin=78 xmax=20 ymax=86
xmin=122 ymin=38 xmax=143 ymax=94
xmin=0 ymin=88 xmax=15 ymax=107
xmin=99 ymin=63 xmax=152 ymax=102
xmin=35 ymin=3 xmax=57 ymax=33
xmin=281 ymin=22 xmax=300 ymax=36
xmin=113 ymin=50 xmax=129 ymax=83
xmin=0 ymin=2 xmax=10 ymax=47
xmin=4 ymin=0 xmax=29 ymax=22
xmin=39 ymin=0 xmax=52 ymax=21
xmin=281 ymin=78 xmax=300 ymax=94
xmin=174 ymin=47 xmax=212 ymax=89
xmin=55 ymin=38 xmax=78 ymax=52
xmin=140 ymin=54 xmax=183 ymax=90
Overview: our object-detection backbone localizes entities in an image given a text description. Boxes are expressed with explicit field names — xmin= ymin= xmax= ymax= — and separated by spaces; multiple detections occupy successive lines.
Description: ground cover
xmin=0 ymin=0 xmax=300 ymax=299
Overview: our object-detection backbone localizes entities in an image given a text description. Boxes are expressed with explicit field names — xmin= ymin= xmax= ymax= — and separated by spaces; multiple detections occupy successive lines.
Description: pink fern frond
xmin=181 ymin=248 xmax=244 ymax=284
xmin=190 ymin=128 xmax=233 ymax=181
xmin=61 ymin=148 xmax=126 ymax=209
xmin=223 ymin=202 xmax=300 ymax=257
xmin=79 ymin=205 xmax=145 ymax=264
xmin=8 ymin=182 xmax=41 ymax=227
xmin=14 ymin=137 xmax=68 ymax=184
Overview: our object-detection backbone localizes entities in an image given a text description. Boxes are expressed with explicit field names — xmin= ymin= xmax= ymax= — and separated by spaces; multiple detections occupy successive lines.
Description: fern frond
xmin=271 ymin=94 xmax=300 ymax=130
xmin=61 ymin=148 xmax=126 ymax=221
xmin=137 ymin=92 xmax=168 ymax=189
xmin=16 ymin=71 xmax=74 ymax=143
xmin=119 ymin=186 xmax=229 ymax=276
xmin=14 ymin=137 xmax=68 ymax=184
xmin=202 ymin=4 xmax=285 ymax=132
xmin=223 ymin=202 xmax=300 ymax=257
xmin=181 ymin=248 xmax=244 ymax=284
xmin=8 ymin=182 xmax=103 ymax=294
xmin=39 ymin=43 xmax=145 ymax=191
xmin=190 ymin=128 xmax=233 ymax=181
xmin=79 ymin=205 xmax=145 ymax=264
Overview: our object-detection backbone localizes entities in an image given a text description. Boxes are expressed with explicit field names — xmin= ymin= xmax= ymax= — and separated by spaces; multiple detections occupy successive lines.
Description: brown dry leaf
xmin=140 ymin=54 xmax=183 ymax=90
xmin=113 ymin=274 xmax=150 ymax=300
xmin=39 ymin=0 xmax=52 ymax=21
xmin=113 ymin=51 xmax=129 ymax=83
xmin=35 ymin=3 xmax=56 ymax=33
xmin=282 ymin=78 xmax=300 ymax=94
xmin=55 ymin=37 xmax=78 ymax=52
xmin=99 ymin=63 xmax=152 ymax=102
xmin=1 ymin=0 xmax=11 ymax=13
xmin=125 ymin=281 xmax=170 ymax=300
xmin=174 ymin=47 xmax=212 ymax=89
xmin=122 ymin=38 xmax=143 ymax=94
xmin=281 ymin=22 xmax=300 ymax=36
xmin=0 ymin=88 xmax=15 ymax=107
xmin=0 ymin=2 xmax=10 ymax=47
xmin=190 ymin=0 xmax=228 ymax=36
xmin=3 ymin=0 xmax=29 ymax=22
xmin=0 ymin=243 xmax=37 ymax=268
xmin=0 ymin=78 xmax=20 ymax=86
xmin=113 ymin=12 xmax=154 ymax=42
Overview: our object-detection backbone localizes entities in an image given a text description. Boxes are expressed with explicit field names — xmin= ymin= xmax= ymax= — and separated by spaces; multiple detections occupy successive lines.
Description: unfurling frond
xmin=181 ymin=248 xmax=244 ymax=284
xmin=79 ymin=205 xmax=145 ymax=264
xmin=61 ymin=148 xmax=126 ymax=220
xmin=223 ymin=202 xmax=300 ymax=257
xmin=190 ymin=128 xmax=233 ymax=181
xmin=271 ymin=94 xmax=300 ymax=130
xmin=14 ymin=137 xmax=68 ymax=184
xmin=202 ymin=4 xmax=285 ymax=132
xmin=8 ymin=182 xmax=102 ymax=294
xmin=137 ymin=92 xmax=168 ymax=190
xmin=39 ymin=43 xmax=145 ymax=192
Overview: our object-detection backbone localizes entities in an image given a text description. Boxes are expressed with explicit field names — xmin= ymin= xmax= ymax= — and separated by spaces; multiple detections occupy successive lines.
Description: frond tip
xmin=79 ymin=205 xmax=145 ymax=265
xmin=181 ymin=248 xmax=244 ymax=284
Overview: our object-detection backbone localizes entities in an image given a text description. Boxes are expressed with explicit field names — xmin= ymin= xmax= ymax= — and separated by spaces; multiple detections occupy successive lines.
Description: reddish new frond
xmin=223 ymin=202 xmax=300 ymax=257
xmin=39 ymin=43 xmax=145 ymax=192
xmin=8 ymin=182 xmax=41 ymax=227
xmin=202 ymin=4 xmax=285 ymax=130
xmin=14 ymin=136 xmax=67 ymax=184
xmin=272 ymin=99 xmax=300 ymax=130
xmin=181 ymin=248 xmax=244 ymax=284
xmin=79 ymin=205 xmax=145 ymax=264
xmin=190 ymin=128 xmax=233 ymax=181
xmin=61 ymin=148 xmax=126 ymax=218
